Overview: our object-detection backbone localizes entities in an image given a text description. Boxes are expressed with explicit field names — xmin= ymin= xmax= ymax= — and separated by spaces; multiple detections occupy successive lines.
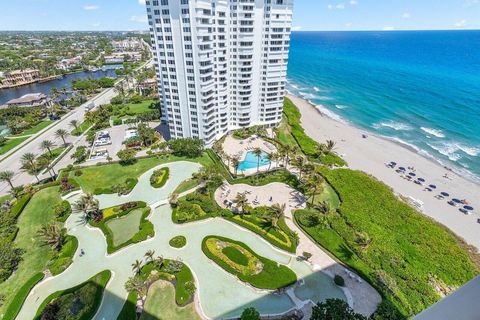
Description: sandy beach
xmin=288 ymin=94 xmax=480 ymax=252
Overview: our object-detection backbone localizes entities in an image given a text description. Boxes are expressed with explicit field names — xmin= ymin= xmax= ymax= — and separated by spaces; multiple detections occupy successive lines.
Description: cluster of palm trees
xmin=73 ymin=193 xmax=100 ymax=222
xmin=232 ymin=192 xmax=287 ymax=230
xmin=37 ymin=223 xmax=66 ymax=252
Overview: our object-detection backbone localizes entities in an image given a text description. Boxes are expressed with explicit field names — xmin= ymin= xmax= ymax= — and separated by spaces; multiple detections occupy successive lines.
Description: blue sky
xmin=0 ymin=0 xmax=479 ymax=31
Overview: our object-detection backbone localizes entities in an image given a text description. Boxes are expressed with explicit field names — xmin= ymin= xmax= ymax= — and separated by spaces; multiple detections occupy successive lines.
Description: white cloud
xmin=464 ymin=0 xmax=479 ymax=7
xmin=350 ymin=0 xmax=358 ymax=5
xmin=291 ymin=26 xmax=303 ymax=31
xmin=328 ymin=3 xmax=345 ymax=10
xmin=345 ymin=22 xmax=353 ymax=27
xmin=138 ymin=0 xmax=146 ymax=5
xmin=382 ymin=26 xmax=395 ymax=31
xmin=83 ymin=5 xmax=99 ymax=10
xmin=402 ymin=12 xmax=411 ymax=19
xmin=454 ymin=19 xmax=467 ymax=28
xmin=130 ymin=15 xmax=148 ymax=23
xmin=91 ymin=22 xmax=101 ymax=27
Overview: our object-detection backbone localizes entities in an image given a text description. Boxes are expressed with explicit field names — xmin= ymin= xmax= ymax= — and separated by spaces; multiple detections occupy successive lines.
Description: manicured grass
xmin=71 ymin=120 xmax=92 ymax=136
xmin=150 ymin=167 xmax=169 ymax=188
xmin=202 ymin=236 xmax=297 ymax=290
xmin=296 ymin=167 xmax=480 ymax=317
xmin=309 ymin=182 xmax=341 ymax=209
xmin=3 ymin=273 xmax=44 ymax=320
xmin=70 ymin=154 xmax=212 ymax=194
xmin=117 ymin=291 xmax=137 ymax=320
xmin=90 ymin=202 xmax=153 ymax=254
xmin=0 ymin=187 xmax=77 ymax=317
xmin=139 ymin=259 xmax=196 ymax=306
xmin=169 ymin=236 xmax=187 ymax=248
xmin=11 ymin=120 xmax=54 ymax=137
xmin=140 ymin=281 xmax=201 ymax=320
xmin=106 ymin=209 xmax=144 ymax=246
xmin=0 ymin=136 xmax=29 ymax=155
xmin=126 ymin=99 xmax=159 ymax=115
xmin=34 ymin=270 xmax=112 ymax=320
xmin=0 ymin=194 xmax=11 ymax=206
xmin=173 ymin=178 xmax=198 ymax=194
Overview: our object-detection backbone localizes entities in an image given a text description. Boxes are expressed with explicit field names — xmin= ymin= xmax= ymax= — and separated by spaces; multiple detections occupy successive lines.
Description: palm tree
xmin=291 ymin=156 xmax=308 ymax=180
xmin=125 ymin=275 xmax=148 ymax=297
xmin=74 ymin=193 xmax=99 ymax=220
xmin=266 ymin=152 xmax=275 ymax=171
xmin=155 ymin=255 xmax=165 ymax=269
xmin=312 ymin=201 xmax=331 ymax=215
xmin=144 ymin=249 xmax=155 ymax=262
xmin=268 ymin=203 xmax=286 ymax=229
xmin=37 ymin=223 xmax=65 ymax=252
xmin=0 ymin=171 xmax=15 ymax=190
xmin=40 ymin=140 xmax=55 ymax=157
xmin=132 ymin=259 xmax=143 ymax=274
xmin=324 ymin=140 xmax=336 ymax=155
xmin=355 ymin=232 xmax=373 ymax=252
xmin=231 ymin=156 xmax=240 ymax=176
xmin=69 ymin=119 xmax=80 ymax=133
xmin=233 ymin=192 xmax=250 ymax=215
xmin=37 ymin=157 xmax=56 ymax=179
xmin=21 ymin=152 xmax=40 ymax=182
xmin=253 ymin=147 xmax=263 ymax=172
xmin=55 ymin=129 xmax=69 ymax=146
xmin=304 ymin=173 xmax=325 ymax=205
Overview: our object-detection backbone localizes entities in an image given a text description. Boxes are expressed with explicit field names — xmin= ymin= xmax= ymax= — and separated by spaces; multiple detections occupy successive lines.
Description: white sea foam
xmin=314 ymin=104 xmax=348 ymax=124
xmin=458 ymin=145 xmax=480 ymax=157
xmin=427 ymin=141 xmax=480 ymax=160
xmin=335 ymin=104 xmax=348 ymax=109
xmin=313 ymin=86 xmax=320 ymax=92
xmin=372 ymin=121 xmax=413 ymax=131
xmin=421 ymin=127 xmax=445 ymax=138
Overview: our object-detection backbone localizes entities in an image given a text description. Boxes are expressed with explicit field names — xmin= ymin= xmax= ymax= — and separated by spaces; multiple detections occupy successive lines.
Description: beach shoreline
xmin=287 ymin=93 xmax=480 ymax=251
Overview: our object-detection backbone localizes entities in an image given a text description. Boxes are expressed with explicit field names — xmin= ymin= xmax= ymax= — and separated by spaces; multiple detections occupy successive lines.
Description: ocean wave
xmin=372 ymin=121 xmax=413 ymax=131
xmin=427 ymin=141 xmax=480 ymax=159
xmin=420 ymin=127 xmax=445 ymax=138
xmin=314 ymin=104 xmax=348 ymax=124
xmin=458 ymin=144 xmax=480 ymax=157
xmin=313 ymin=86 xmax=320 ymax=92
xmin=335 ymin=104 xmax=348 ymax=109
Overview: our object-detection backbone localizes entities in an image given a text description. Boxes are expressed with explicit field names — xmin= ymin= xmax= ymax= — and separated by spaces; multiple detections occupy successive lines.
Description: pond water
xmin=238 ymin=150 xmax=271 ymax=171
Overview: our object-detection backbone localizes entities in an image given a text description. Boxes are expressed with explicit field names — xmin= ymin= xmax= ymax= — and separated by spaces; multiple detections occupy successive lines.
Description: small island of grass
xmin=150 ymin=167 xmax=169 ymax=188
xmin=169 ymin=235 xmax=187 ymax=248
xmin=201 ymin=236 xmax=297 ymax=290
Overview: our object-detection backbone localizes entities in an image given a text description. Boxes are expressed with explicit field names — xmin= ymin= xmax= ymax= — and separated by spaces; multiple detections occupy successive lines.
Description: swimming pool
xmin=238 ymin=150 xmax=271 ymax=171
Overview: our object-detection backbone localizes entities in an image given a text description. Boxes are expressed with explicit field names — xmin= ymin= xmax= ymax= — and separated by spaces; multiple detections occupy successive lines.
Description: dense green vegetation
xmin=150 ymin=167 xmax=169 ymax=188
xmin=169 ymin=236 xmax=187 ymax=248
xmin=202 ymin=236 xmax=297 ymax=290
xmin=72 ymin=77 xmax=115 ymax=92
xmin=11 ymin=120 xmax=54 ymax=137
xmin=35 ymin=270 xmax=112 ymax=320
xmin=0 ymin=187 xmax=78 ymax=317
xmin=0 ymin=136 xmax=28 ymax=155
xmin=69 ymin=154 xmax=212 ymax=194
xmin=295 ymin=167 xmax=480 ymax=317
xmin=89 ymin=202 xmax=153 ymax=253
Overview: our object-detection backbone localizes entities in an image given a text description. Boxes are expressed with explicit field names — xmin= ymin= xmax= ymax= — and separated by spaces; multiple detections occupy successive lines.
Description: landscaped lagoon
xmin=16 ymin=161 xmax=346 ymax=320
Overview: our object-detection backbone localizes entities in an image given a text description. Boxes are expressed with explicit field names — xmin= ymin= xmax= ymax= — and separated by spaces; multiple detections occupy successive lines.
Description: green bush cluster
xmin=202 ymin=236 xmax=297 ymax=290
xmin=169 ymin=236 xmax=187 ymax=248
xmin=150 ymin=167 xmax=169 ymax=188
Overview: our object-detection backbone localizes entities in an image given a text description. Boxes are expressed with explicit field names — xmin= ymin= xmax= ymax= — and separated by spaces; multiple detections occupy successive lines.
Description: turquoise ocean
xmin=286 ymin=31 xmax=480 ymax=183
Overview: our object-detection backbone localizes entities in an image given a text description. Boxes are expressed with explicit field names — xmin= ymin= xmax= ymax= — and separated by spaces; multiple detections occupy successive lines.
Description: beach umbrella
xmin=409 ymin=172 xmax=416 ymax=177
xmin=464 ymin=205 xmax=474 ymax=211
xmin=418 ymin=178 xmax=426 ymax=183
xmin=452 ymin=199 xmax=462 ymax=204
xmin=398 ymin=167 xmax=406 ymax=171
xmin=429 ymin=184 xmax=437 ymax=189
xmin=441 ymin=192 xmax=449 ymax=197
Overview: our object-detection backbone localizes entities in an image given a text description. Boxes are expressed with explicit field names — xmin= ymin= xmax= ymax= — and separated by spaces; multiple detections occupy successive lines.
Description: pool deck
xmin=215 ymin=182 xmax=382 ymax=316
xmin=222 ymin=135 xmax=279 ymax=176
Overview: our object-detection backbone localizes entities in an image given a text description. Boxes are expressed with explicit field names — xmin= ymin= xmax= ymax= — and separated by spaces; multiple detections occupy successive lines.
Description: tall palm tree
xmin=55 ymin=129 xmax=69 ymax=146
xmin=21 ymin=152 xmax=40 ymax=182
xmin=132 ymin=259 xmax=143 ymax=274
xmin=233 ymin=192 xmax=250 ymax=215
xmin=0 ymin=171 xmax=15 ymax=190
xmin=324 ymin=140 xmax=336 ymax=155
xmin=304 ymin=173 xmax=325 ymax=205
xmin=73 ymin=193 xmax=99 ymax=220
xmin=69 ymin=119 xmax=80 ymax=133
xmin=291 ymin=156 xmax=308 ymax=180
xmin=37 ymin=223 xmax=65 ymax=252
xmin=268 ymin=203 xmax=286 ymax=229
xmin=229 ymin=155 xmax=239 ymax=176
xmin=253 ymin=147 xmax=263 ymax=173
xmin=266 ymin=152 xmax=275 ymax=171
xmin=37 ymin=157 xmax=56 ymax=179
xmin=144 ymin=249 xmax=155 ymax=262
xmin=40 ymin=140 xmax=55 ymax=157
xmin=155 ymin=255 xmax=165 ymax=269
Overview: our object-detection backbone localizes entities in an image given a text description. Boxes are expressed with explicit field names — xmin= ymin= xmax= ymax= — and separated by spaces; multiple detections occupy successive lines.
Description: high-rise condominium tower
xmin=146 ymin=0 xmax=293 ymax=145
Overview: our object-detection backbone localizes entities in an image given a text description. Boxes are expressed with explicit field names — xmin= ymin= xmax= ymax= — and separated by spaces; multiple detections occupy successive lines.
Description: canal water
xmin=0 ymin=68 xmax=119 ymax=105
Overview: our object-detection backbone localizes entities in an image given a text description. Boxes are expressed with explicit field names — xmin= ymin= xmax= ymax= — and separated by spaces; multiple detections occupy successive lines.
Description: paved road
xmin=0 ymin=60 xmax=153 ymax=196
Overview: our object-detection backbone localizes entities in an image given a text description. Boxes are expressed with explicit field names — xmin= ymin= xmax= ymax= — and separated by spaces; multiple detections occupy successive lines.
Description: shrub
xmin=117 ymin=148 xmax=137 ymax=165
xmin=169 ymin=235 xmax=187 ymax=248
xmin=54 ymin=200 xmax=72 ymax=220
xmin=113 ymin=118 xmax=122 ymax=126
xmin=168 ymin=138 xmax=204 ymax=158
xmin=241 ymin=307 xmax=260 ymax=320
xmin=74 ymin=170 xmax=83 ymax=176
xmin=334 ymin=275 xmax=345 ymax=287
xmin=149 ymin=167 xmax=169 ymax=188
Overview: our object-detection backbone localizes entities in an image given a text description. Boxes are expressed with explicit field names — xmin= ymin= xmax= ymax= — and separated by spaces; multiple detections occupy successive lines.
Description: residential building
xmin=5 ymin=93 xmax=52 ymax=108
xmin=145 ymin=0 xmax=293 ymax=145
xmin=112 ymin=38 xmax=143 ymax=51
xmin=0 ymin=69 xmax=40 ymax=88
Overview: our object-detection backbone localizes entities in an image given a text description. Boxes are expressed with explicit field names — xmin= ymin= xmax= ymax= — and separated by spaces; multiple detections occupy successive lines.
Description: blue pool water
xmin=287 ymin=31 xmax=480 ymax=183
xmin=238 ymin=151 xmax=271 ymax=171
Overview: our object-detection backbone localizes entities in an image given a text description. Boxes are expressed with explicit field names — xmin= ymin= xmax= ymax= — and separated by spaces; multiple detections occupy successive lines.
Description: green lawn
xmin=71 ymin=120 xmax=93 ymax=136
xmin=140 ymin=281 xmax=201 ymax=320
xmin=11 ymin=121 xmax=54 ymax=137
xmin=0 ymin=187 xmax=77 ymax=318
xmin=106 ymin=208 xmax=144 ymax=246
xmin=169 ymin=236 xmax=187 ymax=248
xmin=34 ymin=270 xmax=111 ymax=320
xmin=173 ymin=178 xmax=198 ymax=194
xmin=126 ymin=99 xmax=159 ymax=115
xmin=296 ymin=167 xmax=480 ymax=317
xmin=202 ymin=236 xmax=297 ymax=290
xmin=0 ymin=137 xmax=29 ymax=155
xmin=70 ymin=154 xmax=212 ymax=194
